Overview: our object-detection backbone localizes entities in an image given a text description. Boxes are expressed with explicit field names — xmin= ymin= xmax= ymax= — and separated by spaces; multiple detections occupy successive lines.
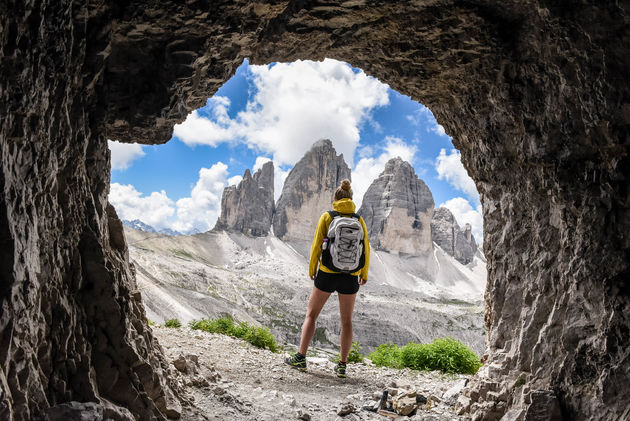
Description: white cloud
xmin=274 ymin=166 xmax=290 ymax=201
xmin=352 ymin=136 xmax=417 ymax=208
xmin=172 ymin=163 xmax=230 ymax=233
xmin=432 ymin=124 xmax=446 ymax=136
xmin=109 ymin=162 xmax=233 ymax=234
xmin=173 ymin=97 xmax=236 ymax=147
xmin=108 ymin=140 xmax=145 ymax=170
xmin=227 ymin=175 xmax=243 ymax=186
xmin=173 ymin=59 xmax=390 ymax=167
xmin=435 ymin=148 xmax=479 ymax=204
xmin=439 ymin=197 xmax=483 ymax=240
xmin=109 ymin=183 xmax=175 ymax=229
xmin=253 ymin=156 xmax=271 ymax=172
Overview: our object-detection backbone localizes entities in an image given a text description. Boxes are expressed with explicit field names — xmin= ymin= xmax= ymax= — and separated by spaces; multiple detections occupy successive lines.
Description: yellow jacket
xmin=309 ymin=198 xmax=370 ymax=280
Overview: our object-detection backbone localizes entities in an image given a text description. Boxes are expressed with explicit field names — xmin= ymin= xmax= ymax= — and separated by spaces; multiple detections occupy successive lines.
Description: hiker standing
xmin=285 ymin=179 xmax=370 ymax=377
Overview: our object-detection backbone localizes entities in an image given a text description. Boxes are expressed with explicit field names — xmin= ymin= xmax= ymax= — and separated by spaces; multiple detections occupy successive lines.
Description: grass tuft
xmin=189 ymin=316 xmax=278 ymax=353
xmin=368 ymin=337 xmax=481 ymax=374
xmin=164 ymin=318 xmax=181 ymax=328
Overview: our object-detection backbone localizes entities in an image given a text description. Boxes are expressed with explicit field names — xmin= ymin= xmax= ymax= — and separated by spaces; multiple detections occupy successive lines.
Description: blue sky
xmin=108 ymin=59 xmax=482 ymax=237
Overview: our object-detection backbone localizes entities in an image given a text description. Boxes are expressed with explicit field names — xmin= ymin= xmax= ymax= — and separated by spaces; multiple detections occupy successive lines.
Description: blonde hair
xmin=334 ymin=179 xmax=353 ymax=201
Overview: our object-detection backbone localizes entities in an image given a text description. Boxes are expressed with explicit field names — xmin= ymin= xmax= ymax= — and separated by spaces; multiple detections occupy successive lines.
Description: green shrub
xmin=189 ymin=316 xmax=278 ymax=352
xmin=164 ymin=318 xmax=181 ymax=328
xmin=368 ymin=338 xmax=481 ymax=374
xmin=347 ymin=341 xmax=365 ymax=363
xmin=147 ymin=319 xmax=156 ymax=326
xmin=369 ymin=342 xmax=402 ymax=368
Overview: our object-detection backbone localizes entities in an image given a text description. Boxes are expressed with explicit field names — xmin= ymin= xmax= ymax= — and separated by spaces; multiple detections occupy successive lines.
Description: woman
xmin=285 ymin=179 xmax=370 ymax=378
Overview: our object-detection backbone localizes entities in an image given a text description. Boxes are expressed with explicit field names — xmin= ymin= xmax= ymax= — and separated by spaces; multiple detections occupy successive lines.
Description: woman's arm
xmin=308 ymin=213 xmax=329 ymax=278
xmin=359 ymin=217 xmax=370 ymax=282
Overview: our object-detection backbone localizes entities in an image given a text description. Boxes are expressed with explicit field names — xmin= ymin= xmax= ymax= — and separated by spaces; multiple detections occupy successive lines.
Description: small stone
xmin=393 ymin=390 xmax=418 ymax=416
xmin=296 ymin=411 xmax=311 ymax=421
xmin=362 ymin=400 xmax=378 ymax=412
xmin=416 ymin=394 xmax=428 ymax=404
xmin=337 ymin=403 xmax=355 ymax=416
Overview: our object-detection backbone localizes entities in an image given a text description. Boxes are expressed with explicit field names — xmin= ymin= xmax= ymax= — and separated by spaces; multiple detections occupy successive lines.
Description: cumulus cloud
xmin=109 ymin=162 xmax=232 ymax=234
xmin=435 ymin=148 xmax=479 ymax=204
xmin=108 ymin=140 xmax=146 ymax=170
xmin=173 ymin=97 xmax=236 ymax=147
xmin=173 ymin=59 xmax=390 ymax=167
xmin=352 ymin=136 xmax=417 ymax=208
xmin=439 ymin=197 xmax=483 ymax=240
xmin=172 ymin=163 xmax=230 ymax=233
xmin=227 ymin=175 xmax=243 ymax=186
xmin=109 ymin=183 xmax=175 ymax=229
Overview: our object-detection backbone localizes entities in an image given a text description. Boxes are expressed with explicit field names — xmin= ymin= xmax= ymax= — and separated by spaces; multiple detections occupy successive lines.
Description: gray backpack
xmin=321 ymin=211 xmax=365 ymax=273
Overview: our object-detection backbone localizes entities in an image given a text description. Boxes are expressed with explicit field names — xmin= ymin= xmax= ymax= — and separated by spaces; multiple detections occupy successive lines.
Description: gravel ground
xmin=153 ymin=326 xmax=472 ymax=420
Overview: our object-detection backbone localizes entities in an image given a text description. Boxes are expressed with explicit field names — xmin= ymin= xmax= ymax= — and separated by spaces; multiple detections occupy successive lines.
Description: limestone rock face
xmin=273 ymin=139 xmax=351 ymax=242
xmin=431 ymin=207 xmax=478 ymax=264
xmin=359 ymin=158 xmax=434 ymax=255
xmin=2 ymin=1 xmax=629 ymax=420
xmin=215 ymin=161 xmax=274 ymax=236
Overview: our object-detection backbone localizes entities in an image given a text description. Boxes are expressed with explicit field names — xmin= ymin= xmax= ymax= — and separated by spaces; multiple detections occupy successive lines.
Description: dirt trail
xmin=153 ymin=326 xmax=471 ymax=420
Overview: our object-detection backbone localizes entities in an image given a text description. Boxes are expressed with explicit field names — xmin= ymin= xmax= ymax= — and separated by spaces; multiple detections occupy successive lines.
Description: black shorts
xmin=314 ymin=270 xmax=359 ymax=295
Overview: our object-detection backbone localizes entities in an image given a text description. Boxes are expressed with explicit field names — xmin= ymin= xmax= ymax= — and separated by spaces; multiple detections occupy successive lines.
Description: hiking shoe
xmin=285 ymin=352 xmax=307 ymax=371
xmin=334 ymin=362 xmax=347 ymax=378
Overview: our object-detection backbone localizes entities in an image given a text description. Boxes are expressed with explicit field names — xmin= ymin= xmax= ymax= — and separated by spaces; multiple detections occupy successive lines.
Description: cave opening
xmin=108 ymin=56 xmax=487 ymax=359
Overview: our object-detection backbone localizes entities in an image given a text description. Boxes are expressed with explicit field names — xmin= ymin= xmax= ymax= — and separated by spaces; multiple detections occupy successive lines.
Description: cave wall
xmin=1 ymin=1 xmax=628 ymax=420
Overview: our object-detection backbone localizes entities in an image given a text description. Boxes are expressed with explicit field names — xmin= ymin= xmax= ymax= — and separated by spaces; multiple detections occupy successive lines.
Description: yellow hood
xmin=332 ymin=198 xmax=356 ymax=214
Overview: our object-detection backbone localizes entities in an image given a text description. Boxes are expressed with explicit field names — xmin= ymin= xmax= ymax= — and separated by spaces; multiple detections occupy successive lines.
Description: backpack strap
xmin=328 ymin=211 xmax=361 ymax=219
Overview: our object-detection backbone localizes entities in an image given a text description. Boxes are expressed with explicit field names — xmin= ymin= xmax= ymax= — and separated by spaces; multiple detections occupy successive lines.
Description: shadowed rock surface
xmin=432 ymin=207 xmax=478 ymax=264
xmin=273 ymin=139 xmax=351 ymax=242
xmin=359 ymin=158 xmax=435 ymax=255
xmin=1 ymin=1 xmax=628 ymax=420
xmin=215 ymin=161 xmax=275 ymax=237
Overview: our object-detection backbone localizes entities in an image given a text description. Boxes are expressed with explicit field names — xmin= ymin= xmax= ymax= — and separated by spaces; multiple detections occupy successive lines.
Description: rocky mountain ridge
xmin=210 ymin=140 xmax=478 ymax=262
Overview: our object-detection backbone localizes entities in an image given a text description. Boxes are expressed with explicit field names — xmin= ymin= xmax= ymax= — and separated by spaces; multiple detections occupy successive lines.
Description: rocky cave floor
xmin=153 ymin=326 xmax=472 ymax=420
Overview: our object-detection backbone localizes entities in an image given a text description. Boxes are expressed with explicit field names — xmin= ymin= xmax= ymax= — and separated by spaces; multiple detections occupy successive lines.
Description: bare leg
xmin=299 ymin=287 xmax=332 ymax=355
xmin=338 ymin=292 xmax=357 ymax=363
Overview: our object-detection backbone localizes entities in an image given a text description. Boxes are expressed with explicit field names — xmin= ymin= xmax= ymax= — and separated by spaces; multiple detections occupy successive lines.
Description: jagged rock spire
xmin=273 ymin=139 xmax=351 ymax=242
xmin=214 ymin=161 xmax=275 ymax=236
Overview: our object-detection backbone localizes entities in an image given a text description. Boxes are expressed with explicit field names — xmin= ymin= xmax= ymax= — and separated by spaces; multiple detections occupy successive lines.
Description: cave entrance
xmin=108 ymin=58 xmax=487 ymax=359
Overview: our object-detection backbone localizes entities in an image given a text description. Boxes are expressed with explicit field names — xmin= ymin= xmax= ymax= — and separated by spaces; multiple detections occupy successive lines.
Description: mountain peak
xmin=431 ymin=206 xmax=477 ymax=264
xmin=358 ymin=158 xmax=434 ymax=255
xmin=214 ymin=162 xmax=275 ymax=236
xmin=273 ymin=139 xmax=351 ymax=242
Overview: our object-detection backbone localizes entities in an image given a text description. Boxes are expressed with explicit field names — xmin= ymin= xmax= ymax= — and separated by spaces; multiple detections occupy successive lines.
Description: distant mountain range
xmin=121 ymin=219 xmax=200 ymax=236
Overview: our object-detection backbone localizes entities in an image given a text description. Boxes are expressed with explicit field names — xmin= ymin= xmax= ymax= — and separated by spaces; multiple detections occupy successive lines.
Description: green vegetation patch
xmin=189 ymin=316 xmax=278 ymax=353
xmin=164 ymin=318 xmax=181 ymax=328
xmin=368 ymin=337 xmax=482 ymax=375
xmin=335 ymin=341 xmax=365 ymax=364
